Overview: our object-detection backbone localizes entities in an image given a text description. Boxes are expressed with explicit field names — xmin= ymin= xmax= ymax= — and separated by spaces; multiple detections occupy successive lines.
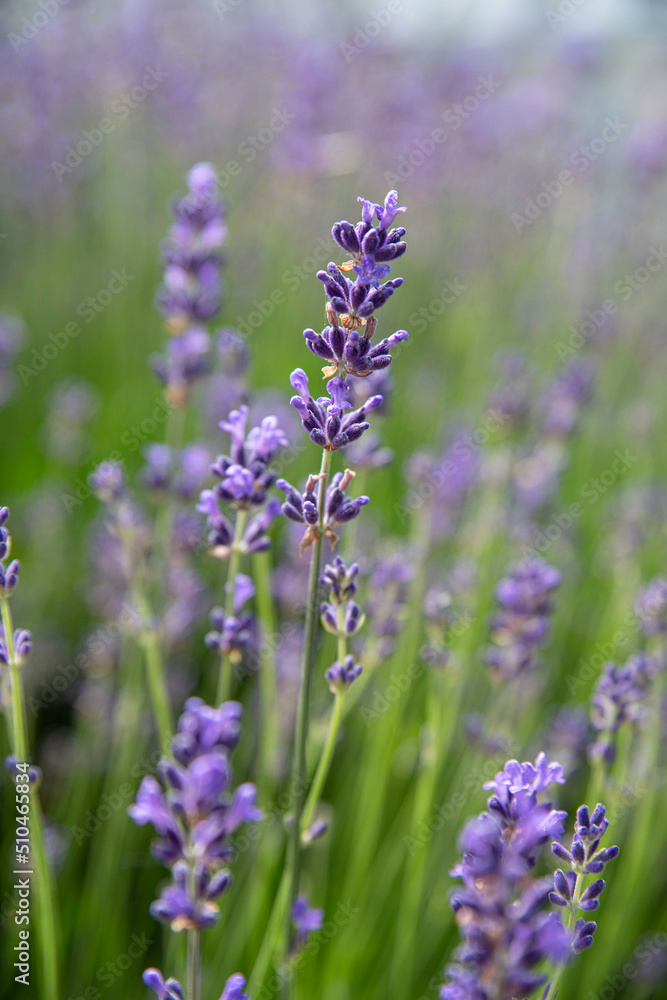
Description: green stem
xmin=545 ymin=871 xmax=585 ymax=1000
xmin=2 ymin=598 xmax=28 ymax=762
xmin=301 ymin=692 xmax=345 ymax=834
xmin=1 ymin=598 xmax=60 ymax=1000
xmin=187 ymin=929 xmax=201 ymax=1000
xmin=216 ymin=507 xmax=249 ymax=704
xmin=140 ymin=627 xmax=173 ymax=751
xmin=31 ymin=795 xmax=60 ymax=1000
xmin=284 ymin=447 xmax=332 ymax=976
xmin=118 ymin=520 xmax=173 ymax=745
xmin=253 ymin=548 xmax=280 ymax=795
xmin=248 ymin=870 xmax=291 ymax=997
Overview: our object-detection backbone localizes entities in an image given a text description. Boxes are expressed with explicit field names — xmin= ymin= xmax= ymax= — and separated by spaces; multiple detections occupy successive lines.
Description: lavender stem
xmin=253 ymin=548 xmax=280 ymax=795
xmin=1 ymin=596 xmax=60 ymax=1000
xmin=284 ymin=446 xmax=333 ymax=977
xmin=216 ymin=507 xmax=248 ymax=703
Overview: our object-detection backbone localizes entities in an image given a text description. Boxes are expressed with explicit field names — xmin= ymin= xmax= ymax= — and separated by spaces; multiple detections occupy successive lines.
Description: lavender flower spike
xmin=441 ymin=751 xmax=570 ymax=1000
xmin=277 ymin=468 xmax=369 ymax=553
xmin=291 ymin=894 xmax=324 ymax=950
xmin=289 ymin=369 xmax=382 ymax=450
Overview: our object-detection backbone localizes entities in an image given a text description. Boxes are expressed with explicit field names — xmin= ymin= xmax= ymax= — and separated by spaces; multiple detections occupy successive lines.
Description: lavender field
xmin=1 ymin=3 xmax=667 ymax=1000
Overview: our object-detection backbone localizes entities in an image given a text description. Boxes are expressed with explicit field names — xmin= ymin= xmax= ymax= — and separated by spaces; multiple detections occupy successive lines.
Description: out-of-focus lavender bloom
xmin=325 ymin=655 xmax=362 ymax=694
xmin=157 ymin=162 xmax=226 ymax=334
xmin=43 ymin=377 xmax=100 ymax=464
xmin=289 ymin=369 xmax=382 ymax=451
xmin=291 ymin=893 xmax=324 ymax=950
xmin=546 ymin=704 xmax=590 ymax=774
xmin=589 ymin=654 xmax=659 ymax=764
xmin=142 ymin=443 xmax=212 ymax=499
xmin=405 ymin=428 xmax=480 ymax=541
xmin=88 ymin=461 xmax=127 ymax=505
xmin=485 ymin=557 xmax=561 ymax=682
xmin=541 ymin=358 xmax=597 ymax=439
xmin=550 ymin=804 xmax=619 ymax=954
xmin=364 ymin=548 xmax=415 ymax=658
xmin=128 ymin=699 xmax=260 ymax=932
xmin=5 ymin=755 xmax=41 ymax=785
xmin=441 ymin=753 xmax=569 ymax=1000
xmin=277 ymin=469 xmax=369 ymax=553
xmin=205 ymin=574 xmax=256 ymax=664
xmin=344 ymin=432 xmax=394 ymax=471
xmin=635 ymin=577 xmax=667 ymax=635
xmin=152 ymin=163 xmax=226 ymax=406
xmin=0 ymin=313 xmax=25 ymax=406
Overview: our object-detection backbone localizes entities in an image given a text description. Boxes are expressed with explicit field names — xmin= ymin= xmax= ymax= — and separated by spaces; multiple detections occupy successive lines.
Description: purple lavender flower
xmin=152 ymin=163 xmax=226 ymax=406
xmin=589 ymin=654 xmax=659 ymax=763
xmin=142 ymin=968 xmax=185 ymax=1000
xmin=635 ymin=577 xmax=667 ymax=635
xmin=291 ymin=893 xmax=324 ymax=950
xmin=202 ymin=405 xmax=287 ymax=511
xmin=485 ymin=557 xmax=561 ymax=681
xmin=0 ymin=312 xmax=25 ymax=406
xmin=205 ymin=575 xmax=256 ymax=664
xmin=157 ymin=162 xmax=226 ymax=335
xmin=320 ymin=555 xmax=365 ymax=637
xmin=277 ymin=469 xmax=369 ymax=553
xmin=128 ymin=699 xmax=260 ymax=932
xmin=441 ymin=753 xmax=569 ymax=1000
xmin=303 ymin=321 xmax=408 ymax=380
xmin=88 ymin=461 xmax=127 ymax=504
xmin=325 ymin=654 xmax=362 ymax=693
xmin=550 ymin=804 xmax=619 ymax=956
xmin=364 ymin=548 xmax=415 ymax=657
xmin=289 ymin=368 xmax=383 ymax=450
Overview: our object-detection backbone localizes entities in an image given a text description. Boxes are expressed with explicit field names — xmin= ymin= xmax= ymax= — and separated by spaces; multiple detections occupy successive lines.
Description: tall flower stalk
xmin=272 ymin=190 xmax=409 ymax=989
xmin=1 ymin=508 xmax=60 ymax=1000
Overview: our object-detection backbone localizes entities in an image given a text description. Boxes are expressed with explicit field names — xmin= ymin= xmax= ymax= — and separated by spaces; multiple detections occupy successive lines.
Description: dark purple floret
xmin=277 ymin=468 xmax=369 ymax=553
xmin=325 ymin=655 xmax=362 ymax=693
xmin=0 ymin=627 xmax=31 ymax=665
xmin=5 ymin=755 xmax=41 ymax=784
xmin=142 ymin=968 xmax=185 ymax=1000
xmin=485 ymin=557 xmax=561 ymax=682
xmin=303 ymin=321 xmax=408 ymax=380
xmin=289 ymin=368 xmax=382 ymax=451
